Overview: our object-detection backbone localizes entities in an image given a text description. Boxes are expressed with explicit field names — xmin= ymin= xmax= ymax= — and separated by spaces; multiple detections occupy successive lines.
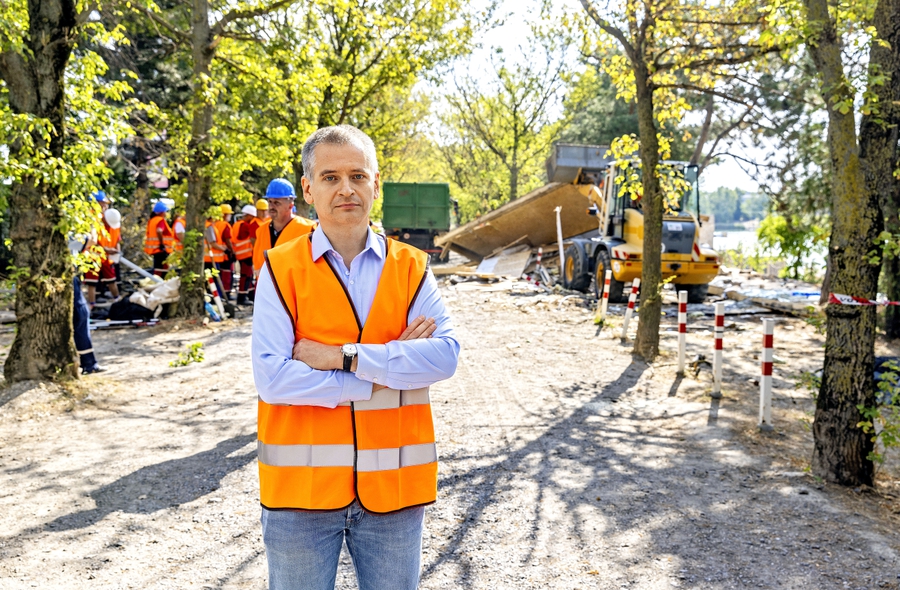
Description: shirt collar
xmin=311 ymin=226 xmax=385 ymax=262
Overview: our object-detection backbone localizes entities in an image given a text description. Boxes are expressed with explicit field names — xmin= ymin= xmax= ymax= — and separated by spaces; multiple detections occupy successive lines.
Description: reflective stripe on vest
xmin=144 ymin=216 xmax=173 ymax=255
xmin=260 ymin=233 xmax=434 ymax=513
xmin=252 ymin=216 xmax=316 ymax=271
xmin=231 ymin=220 xmax=253 ymax=259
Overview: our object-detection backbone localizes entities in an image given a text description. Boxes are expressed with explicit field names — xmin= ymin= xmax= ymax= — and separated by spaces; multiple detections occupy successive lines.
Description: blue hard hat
xmin=265 ymin=178 xmax=296 ymax=199
xmin=93 ymin=190 xmax=107 ymax=203
xmin=152 ymin=201 xmax=169 ymax=214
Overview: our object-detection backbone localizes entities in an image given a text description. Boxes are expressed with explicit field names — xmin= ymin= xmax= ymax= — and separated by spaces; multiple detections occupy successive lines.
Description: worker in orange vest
xmin=217 ymin=204 xmax=237 ymax=298
xmin=203 ymin=208 xmax=229 ymax=300
xmin=143 ymin=201 xmax=173 ymax=277
xmin=251 ymin=179 xmax=317 ymax=272
xmin=83 ymin=191 xmax=121 ymax=304
xmin=172 ymin=210 xmax=186 ymax=254
xmin=255 ymin=198 xmax=269 ymax=221
xmin=232 ymin=204 xmax=260 ymax=305
xmin=251 ymin=125 xmax=459 ymax=589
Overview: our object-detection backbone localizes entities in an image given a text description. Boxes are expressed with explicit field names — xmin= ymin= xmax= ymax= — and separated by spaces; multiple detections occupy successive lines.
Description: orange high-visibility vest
xmin=260 ymin=233 xmax=435 ymax=513
xmin=99 ymin=223 xmax=120 ymax=252
xmin=203 ymin=220 xmax=227 ymax=263
xmin=143 ymin=215 xmax=173 ymax=255
xmin=231 ymin=219 xmax=254 ymax=260
xmin=172 ymin=215 xmax=185 ymax=252
xmin=252 ymin=216 xmax=316 ymax=271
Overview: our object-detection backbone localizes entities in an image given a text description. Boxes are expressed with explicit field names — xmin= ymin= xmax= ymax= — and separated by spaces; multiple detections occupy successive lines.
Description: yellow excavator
xmin=553 ymin=144 xmax=720 ymax=303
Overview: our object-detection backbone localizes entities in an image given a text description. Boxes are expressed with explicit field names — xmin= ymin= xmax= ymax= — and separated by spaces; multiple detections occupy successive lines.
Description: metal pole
xmin=677 ymin=290 xmax=687 ymax=374
xmin=621 ymin=278 xmax=641 ymax=341
xmin=759 ymin=319 xmax=775 ymax=431
xmin=554 ymin=206 xmax=565 ymax=282
xmin=712 ymin=301 xmax=724 ymax=399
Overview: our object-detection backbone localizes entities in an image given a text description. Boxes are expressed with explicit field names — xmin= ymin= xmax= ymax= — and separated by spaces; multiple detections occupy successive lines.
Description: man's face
xmin=266 ymin=198 xmax=294 ymax=224
xmin=224 ymin=214 xmax=233 ymax=223
xmin=99 ymin=201 xmax=109 ymax=212
xmin=301 ymin=143 xmax=379 ymax=230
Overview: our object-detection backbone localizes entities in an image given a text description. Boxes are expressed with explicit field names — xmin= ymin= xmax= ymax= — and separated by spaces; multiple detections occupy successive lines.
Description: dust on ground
xmin=0 ymin=278 xmax=899 ymax=589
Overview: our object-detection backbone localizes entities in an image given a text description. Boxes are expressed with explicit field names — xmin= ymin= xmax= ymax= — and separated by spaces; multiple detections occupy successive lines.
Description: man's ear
xmin=373 ymin=172 xmax=380 ymax=199
xmin=301 ymin=176 xmax=314 ymax=204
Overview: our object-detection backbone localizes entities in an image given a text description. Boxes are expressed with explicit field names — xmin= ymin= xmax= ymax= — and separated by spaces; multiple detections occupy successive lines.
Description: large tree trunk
xmin=176 ymin=0 xmax=216 ymax=318
xmin=0 ymin=0 xmax=79 ymax=382
xmin=875 ymin=0 xmax=900 ymax=339
xmin=805 ymin=0 xmax=886 ymax=486
xmin=633 ymin=62 xmax=663 ymax=361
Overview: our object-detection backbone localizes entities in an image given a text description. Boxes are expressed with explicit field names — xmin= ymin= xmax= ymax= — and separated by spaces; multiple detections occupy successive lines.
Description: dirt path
xmin=1 ymin=281 xmax=899 ymax=589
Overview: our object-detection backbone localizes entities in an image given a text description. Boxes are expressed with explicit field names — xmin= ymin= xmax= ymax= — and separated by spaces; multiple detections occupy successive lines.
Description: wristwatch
xmin=341 ymin=343 xmax=358 ymax=372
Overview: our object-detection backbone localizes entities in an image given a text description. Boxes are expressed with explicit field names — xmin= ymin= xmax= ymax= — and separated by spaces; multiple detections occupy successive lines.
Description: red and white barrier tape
xmin=830 ymin=293 xmax=900 ymax=306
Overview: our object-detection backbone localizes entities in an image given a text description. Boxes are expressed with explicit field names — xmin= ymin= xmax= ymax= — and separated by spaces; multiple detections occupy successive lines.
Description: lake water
xmin=712 ymin=230 xmax=760 ymax=253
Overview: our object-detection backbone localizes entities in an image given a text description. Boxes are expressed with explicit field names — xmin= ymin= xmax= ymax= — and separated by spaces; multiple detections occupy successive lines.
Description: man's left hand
xmin=292 ymin=339 xmax=342 ymax=371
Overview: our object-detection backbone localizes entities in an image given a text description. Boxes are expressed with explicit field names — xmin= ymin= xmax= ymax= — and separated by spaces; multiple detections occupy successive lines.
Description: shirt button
xmin=349 ymin=280 xmax=354 ymax=285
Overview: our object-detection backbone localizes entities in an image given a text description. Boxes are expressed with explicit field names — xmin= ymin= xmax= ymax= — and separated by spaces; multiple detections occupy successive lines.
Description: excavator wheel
xmin=562 ymin=244 xmax=591 ymax=292
xmin=593 ymin=249 xmax=627 ymax=303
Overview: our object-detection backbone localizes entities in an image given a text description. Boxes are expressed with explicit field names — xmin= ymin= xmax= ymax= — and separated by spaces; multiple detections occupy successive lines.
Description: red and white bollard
xmin=207 ymin=275 xmax=227 ymax=319
xmin=712 ymin=301 xmax=724 ymax=399
xmin=620 ymin=278 xmax=641 ymax=340
xmin=677 ymin=290 xmax=687 ymax=374
xmin=594 ymin=270 xmax=612 ymax=325
xmin=759 ymin=318 xmax=775 ymax=431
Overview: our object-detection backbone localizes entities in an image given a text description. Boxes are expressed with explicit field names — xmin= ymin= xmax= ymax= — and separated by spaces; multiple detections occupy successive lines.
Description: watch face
xmin=343 ymin=343 xmax=358 ymax=356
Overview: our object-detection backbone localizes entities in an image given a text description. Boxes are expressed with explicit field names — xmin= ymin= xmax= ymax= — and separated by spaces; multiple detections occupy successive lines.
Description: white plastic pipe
xmin=119 ymin=256 xmax=163 ymax=283
xmin=759 ymin=319 xmax=775 ymax=431
xmin=712 ymin=301 xmax=724 ymax=399
xmin=621 ymin=278 xmax=641 ymax=340
xmin=677 ymin=290 xmax=687 ymax=374
xmin=555 ymin=206 xmax=565 ymax=282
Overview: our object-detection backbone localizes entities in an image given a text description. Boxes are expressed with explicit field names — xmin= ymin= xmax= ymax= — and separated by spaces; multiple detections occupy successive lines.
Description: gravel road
xmin=0 ymin=280 xmax=898 ymax=589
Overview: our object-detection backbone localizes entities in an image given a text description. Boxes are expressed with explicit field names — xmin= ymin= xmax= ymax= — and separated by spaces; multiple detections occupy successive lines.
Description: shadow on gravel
xmin=425 ymin=360 xmax=899 ymax=588
xmin=423 ymin=361 xmax=648 ymax=584
xmin=27 ymin=433 xmax=256 ymax=534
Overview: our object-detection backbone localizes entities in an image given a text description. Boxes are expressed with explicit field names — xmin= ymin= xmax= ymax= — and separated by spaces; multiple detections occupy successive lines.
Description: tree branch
xmin=213 ymin=0 xmax=296 ymax=38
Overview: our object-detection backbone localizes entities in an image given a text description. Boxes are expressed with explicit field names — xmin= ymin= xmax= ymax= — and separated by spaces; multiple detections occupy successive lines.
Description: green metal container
xmin=381 ymin=183 xmax=451 ymax=231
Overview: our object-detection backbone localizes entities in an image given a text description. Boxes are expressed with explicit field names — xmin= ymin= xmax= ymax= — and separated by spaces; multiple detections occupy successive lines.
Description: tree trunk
xmin=805 ymin=0 xmax=885 ymax=486
xmin=875 ymin=0 xmax=900 ymax=339
xmin=632 ymin=61 xmax=663 ymax=361
xmin=176 ymin=0 xmax=216 ymax=318
xmin=293 ymin=160 xmax=311 ymax=218
xmin=0 ymin=0 xmax=79 ymax=382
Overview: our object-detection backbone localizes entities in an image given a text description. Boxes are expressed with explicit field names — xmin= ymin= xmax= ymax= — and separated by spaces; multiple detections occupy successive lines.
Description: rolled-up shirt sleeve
xmin=251 ymin=265 xmax=373 ymax=407
xmin=354 ymin=271 xmax=460 ymax=390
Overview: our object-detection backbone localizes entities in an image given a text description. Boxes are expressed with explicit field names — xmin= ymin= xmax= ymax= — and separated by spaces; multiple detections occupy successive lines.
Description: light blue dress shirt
xmin=251 ymin=227 xmax=460 ymax=408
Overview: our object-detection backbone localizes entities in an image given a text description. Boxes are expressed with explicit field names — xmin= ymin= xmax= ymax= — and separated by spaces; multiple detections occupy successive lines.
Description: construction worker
xmin=217 ymin=204 xmax=237 ymax=297
xmin=251 ymin=178 xmax=317 ymax=272
xmin=251 ymin=124 xmax=459 ymax=589
xmin=172 ymin=209 xmax=186 ymax=254
xmin=203 ymin=208 xmax=229 ymax=301
xmin=232 ymin=205 xmax=259 ymax=305
xmin=143 ymin=200 xmax=173 ymax=277
xmin=255 ymin=198 xmax=270 ymax=221
xmin=84 ymin=191 xmax=121 ymax=305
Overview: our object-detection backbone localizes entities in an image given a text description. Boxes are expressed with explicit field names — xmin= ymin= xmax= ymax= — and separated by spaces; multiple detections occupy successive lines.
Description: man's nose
xmin=337 ymin=176 xmax=354 ymax=196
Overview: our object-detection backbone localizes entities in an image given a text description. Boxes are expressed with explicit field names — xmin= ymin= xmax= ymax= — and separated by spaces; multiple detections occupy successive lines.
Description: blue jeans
xmin=261 ymin=501 xmax=424 ymax=590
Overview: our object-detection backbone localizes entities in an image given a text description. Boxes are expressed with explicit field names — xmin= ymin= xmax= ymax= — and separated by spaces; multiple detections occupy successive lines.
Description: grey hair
xmin=301 ymin=125 xmax=379 ymax=182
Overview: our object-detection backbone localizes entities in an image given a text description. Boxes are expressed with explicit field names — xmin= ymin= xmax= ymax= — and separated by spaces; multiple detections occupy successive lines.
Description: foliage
xmin=857 ymin=360 xmax=900 ymax=465
xmin=438 ymin=35 xmax=568 ymax=221
xmin=169 ymin=342 xmax=205 ymax=367
xmin=700 ymin=187 xmax=768 ymax=226
xmin=756 ymin=213 xmax=828 ymax=280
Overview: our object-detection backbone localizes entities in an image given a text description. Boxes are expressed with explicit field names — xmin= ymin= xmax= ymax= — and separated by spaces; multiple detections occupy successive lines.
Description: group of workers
xmin=141 ymin=177 xmax=316 ymax=305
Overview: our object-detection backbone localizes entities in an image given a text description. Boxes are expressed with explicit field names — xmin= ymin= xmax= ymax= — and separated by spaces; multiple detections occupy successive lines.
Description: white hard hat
xmin=241 ymin=205 xmax=257 ymax=217
xmin=104 ymin=208 xmax=122 ymax=229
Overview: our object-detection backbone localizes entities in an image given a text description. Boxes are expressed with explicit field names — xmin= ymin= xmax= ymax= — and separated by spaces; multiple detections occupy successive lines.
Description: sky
xmin=459 ymin=0 xmax=762 ymax=194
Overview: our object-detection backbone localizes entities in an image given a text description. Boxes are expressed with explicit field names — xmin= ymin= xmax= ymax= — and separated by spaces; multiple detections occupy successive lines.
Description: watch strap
xmin=342 ymin=347 xmax=354 ymax=372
